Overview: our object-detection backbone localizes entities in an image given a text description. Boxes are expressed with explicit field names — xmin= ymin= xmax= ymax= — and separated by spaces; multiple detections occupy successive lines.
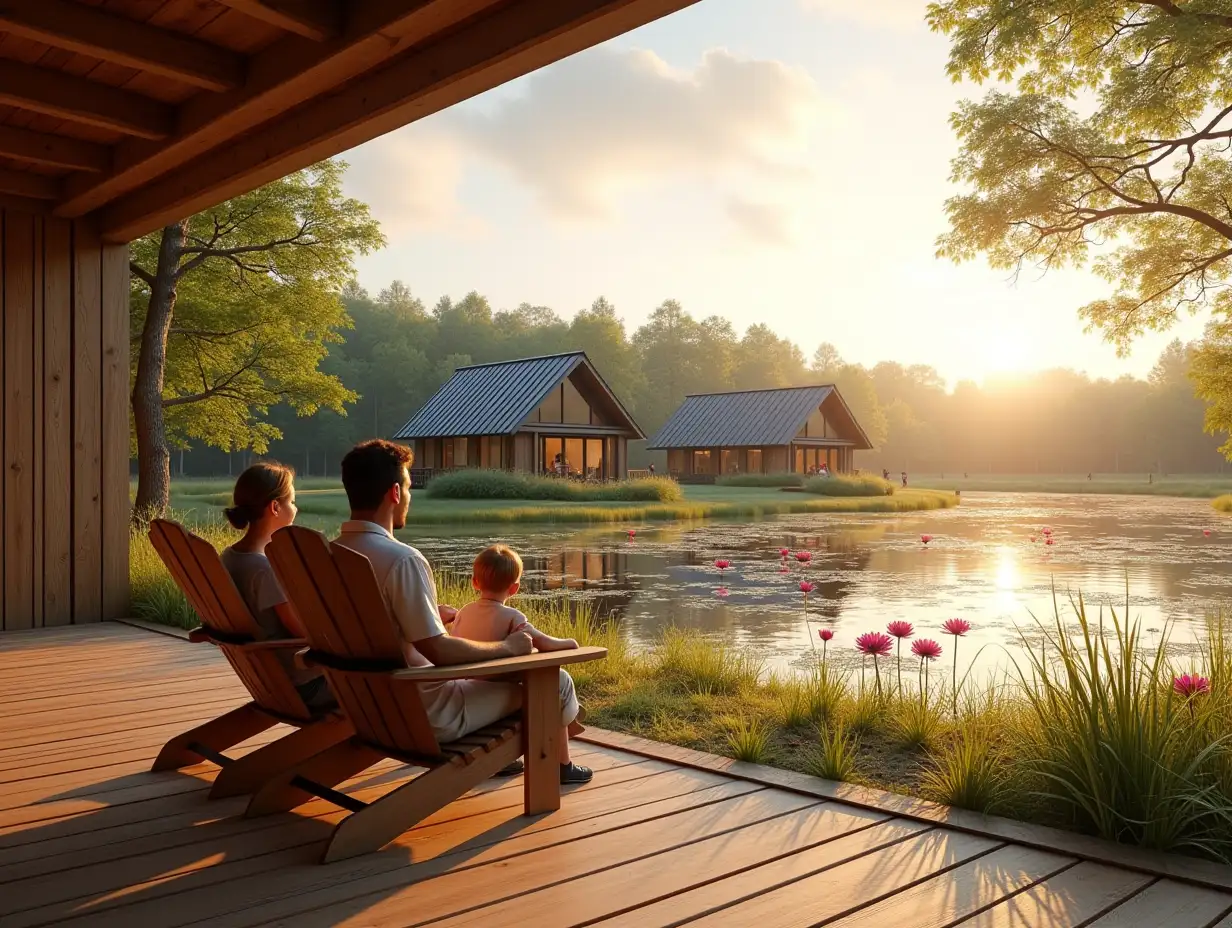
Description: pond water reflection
xmin=402 ymin=492 xmax=1231 ymax=679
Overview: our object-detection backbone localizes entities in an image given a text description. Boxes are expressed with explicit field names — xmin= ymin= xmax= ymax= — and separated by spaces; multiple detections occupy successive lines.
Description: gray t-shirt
xmin=220 ymin=546 xmax=315 ymax=686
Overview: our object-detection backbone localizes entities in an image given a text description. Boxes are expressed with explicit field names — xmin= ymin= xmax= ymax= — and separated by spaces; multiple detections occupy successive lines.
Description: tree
xmin=129 ymin=160 xmax=384 ymax=522
xmin=931 ymin=1 xmax=1232 ymax=450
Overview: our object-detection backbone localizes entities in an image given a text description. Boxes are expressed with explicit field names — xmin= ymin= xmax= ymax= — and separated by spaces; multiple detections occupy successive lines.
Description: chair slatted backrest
xmin=148 ymin=520 xmax=311 ymax=722
xmin=267 ymin=526 xmax=441 ymax=758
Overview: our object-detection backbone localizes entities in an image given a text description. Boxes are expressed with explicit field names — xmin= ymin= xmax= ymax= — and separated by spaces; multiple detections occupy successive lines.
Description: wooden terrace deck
xmin=4 ymin=622 xmax=1232 ymax=928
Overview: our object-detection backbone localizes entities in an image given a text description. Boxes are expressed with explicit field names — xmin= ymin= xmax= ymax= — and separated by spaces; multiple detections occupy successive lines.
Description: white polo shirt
xmin=333 ymin=520 xmax=465 ymax=737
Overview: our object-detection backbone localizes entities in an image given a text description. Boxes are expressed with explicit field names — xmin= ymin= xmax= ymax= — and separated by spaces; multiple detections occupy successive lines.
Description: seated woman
xmin=220 ymin=462 xmax=334 ymax=710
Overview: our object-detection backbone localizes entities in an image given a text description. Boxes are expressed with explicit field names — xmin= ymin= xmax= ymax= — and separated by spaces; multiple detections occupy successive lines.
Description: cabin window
xmin=692 ymin=450 xmax=712 ymax=474
xmin=586 ymin=438 xmax=604 ymax=479
xmin=565 ymin=438 xmax=584 ymax=477
xmin=720 ymin=449 xmax=739 ymax=474
xmin=747 ymin=449 xmax=763 ymax=473
xmin=544 ymin=437 xmax=564 ymax=474
xmin=563 ymin=377 xmax=590 ymax=424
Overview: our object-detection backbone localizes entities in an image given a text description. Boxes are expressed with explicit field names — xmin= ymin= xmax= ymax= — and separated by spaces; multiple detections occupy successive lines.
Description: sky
xmin=342 ymin=0 xmax=1206 ymax=387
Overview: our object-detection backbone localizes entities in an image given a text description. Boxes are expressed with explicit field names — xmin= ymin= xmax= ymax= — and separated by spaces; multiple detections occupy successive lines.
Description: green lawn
xmin=163 ymin=477 xmax=957 ymax=529
xmin=913 ymin=472 xmax=1232 ymax=498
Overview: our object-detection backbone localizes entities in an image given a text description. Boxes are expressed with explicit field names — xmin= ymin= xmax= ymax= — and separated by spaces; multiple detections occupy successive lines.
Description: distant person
xmin=882 ymin=469 xmax=890 ymax=481
xmin=334 ymin=440 xmax=591 ymax=783
xmin=901 ymin=471 xmax=908 ymax=488
xmin=1088 ymin=473 xmax=1092 ymax=481
xmin=963 ymin=472 xmax=969 ymax=479
xmin=647 ymin=462 xmax=655 ymax=475
xmin=220 ymin=462 xmax=333 ymax=710
xmin=1149 ymin=472 xmax=1153 ymax=485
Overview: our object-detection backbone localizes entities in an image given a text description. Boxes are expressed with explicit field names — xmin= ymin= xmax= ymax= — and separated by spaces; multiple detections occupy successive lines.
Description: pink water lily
xmin=856 ymin=631 xmax=892 ymax=696
xmin=1045 ymin=537 xmax=1055 ymax=546
xmin=912 ymin=638 xmax=941 ymax=701
xmin=627 ymin=529 xmax=636 ymax=539
xmin=1173 ymin=674 xmax=1210 ymax=699
xmin=1042 ymin=526 xmax=1053 ymax=536
xmin=779 ymin=547 xmax=790 ymax=558
xmin=819 ymin=628 xmax=834 ymax=642
xmin=887 ymin=621 xmax=913 ymax=638
xmin=1204 ymin=529 xmax=1212 ymax=537
xmin=799 ymin=580 xmax=815 ymax=595
xmin=921 ymin=534 xmax=933 ymax=545
xmin=818 ymin=627 xmax=833 ymax=669
xmin=942 ymin=618 xmax=971 ymax=715
xmin=714 ymin=559 xmax=731 ymax=579
xmin=795 ymin=551 xmax=812 ymax=563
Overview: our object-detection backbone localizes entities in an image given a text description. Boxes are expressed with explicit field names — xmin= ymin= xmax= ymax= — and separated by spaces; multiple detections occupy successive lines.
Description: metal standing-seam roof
xmin=648 ymin=385 xmax=873 ymax=450
xmin=393 ymin=352 xmax=643 ymax=439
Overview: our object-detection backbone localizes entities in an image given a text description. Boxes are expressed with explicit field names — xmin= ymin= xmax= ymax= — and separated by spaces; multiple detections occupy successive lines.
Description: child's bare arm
xmin=511 ymin=612 xmax=577 ymax=651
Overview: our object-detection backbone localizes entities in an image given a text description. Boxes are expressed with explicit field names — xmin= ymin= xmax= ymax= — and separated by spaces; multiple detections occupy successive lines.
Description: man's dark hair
xmin=340 ymin=440 xmax=414 ymax=511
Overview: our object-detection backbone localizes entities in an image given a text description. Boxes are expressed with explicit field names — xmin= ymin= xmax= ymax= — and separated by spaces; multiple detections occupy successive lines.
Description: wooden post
xmin=523 ymin=666 xmax=562 ymax=815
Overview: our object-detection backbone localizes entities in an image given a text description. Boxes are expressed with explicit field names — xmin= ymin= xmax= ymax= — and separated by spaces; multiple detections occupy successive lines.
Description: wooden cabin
xmin=649 ymin=385 xmax=873 ymax=482
xmin=393 ymin=352 xmax=644 ymax=484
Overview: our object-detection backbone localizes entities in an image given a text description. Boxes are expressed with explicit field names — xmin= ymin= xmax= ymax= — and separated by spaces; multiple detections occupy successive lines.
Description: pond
xmin=402 ymin=492 xmax=1231 ymax=681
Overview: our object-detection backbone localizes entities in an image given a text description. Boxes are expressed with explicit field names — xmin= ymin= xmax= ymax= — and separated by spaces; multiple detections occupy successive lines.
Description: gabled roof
xmin=648 ymin=385 xmax=873 ymax=450
xmin=392 ymin=352 xmax=644 ymax=440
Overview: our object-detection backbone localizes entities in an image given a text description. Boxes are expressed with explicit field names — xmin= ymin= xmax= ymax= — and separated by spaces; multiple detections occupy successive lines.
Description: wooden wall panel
xmin=0 ymin=207 xmax=128 ymax=631
xmin=42 ymin=219 xmax=74 ymax=626
xmin=5 ymin=213 xmax=34 ymax=629
xmin=101 ymin=241 xmax=130 ymax=620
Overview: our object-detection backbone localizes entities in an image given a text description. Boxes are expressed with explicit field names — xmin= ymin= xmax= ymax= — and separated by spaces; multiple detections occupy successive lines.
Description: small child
xmin=451 ymin=545 xmax=579 ymax=652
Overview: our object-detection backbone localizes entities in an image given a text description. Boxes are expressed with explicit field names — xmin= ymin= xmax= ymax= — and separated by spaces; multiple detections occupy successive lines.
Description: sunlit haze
xmin=343 ymin=0 xmax=1205 ymax=386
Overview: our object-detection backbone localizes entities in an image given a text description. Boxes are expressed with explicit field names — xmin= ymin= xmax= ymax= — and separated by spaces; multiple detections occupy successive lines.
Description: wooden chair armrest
xmin=239 ymin=638 xmax=310 ymax=652
xmin=187 ymin=626 xmax=211 ymax=643
xmin=390 ymin=646 xmax=607 ymax=682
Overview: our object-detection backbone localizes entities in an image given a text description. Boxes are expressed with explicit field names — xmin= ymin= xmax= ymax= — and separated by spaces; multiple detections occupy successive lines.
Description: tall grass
xmin=425 ymin=470 xmax=683 ymax=502
xmin=1013 ymin=598 xmax=1232 ymax=859
xmin=804 ymin=722 xmax=859 ymax=782
xmin=655 ymin=628 xmax=763 ymax=695
xmin=716 ymin=473 xmax=803 ymax=488
xmin=803 ymin=474 xmax=895 ymax=497
xmin=1213 ymin=494 xmax=1232 ymax=513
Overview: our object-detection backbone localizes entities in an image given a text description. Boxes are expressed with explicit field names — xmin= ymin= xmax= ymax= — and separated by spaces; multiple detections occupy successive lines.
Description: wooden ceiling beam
xmin=214 ymin=0 xmax=341 ymax=41
xmin=0 ymin=168 xmax=59 ymax=200
xmin=56 ymin=0 xmax=502 ymax=219
xmin=97 ymin=0 xmax=702 ymax=241
xmin=0 ymin=0 xmax=246 ymax=92
xmin=0 ymin=126 xmax=110 ymax=173
xmin=0 ymin=60 xmax=173 ymax=139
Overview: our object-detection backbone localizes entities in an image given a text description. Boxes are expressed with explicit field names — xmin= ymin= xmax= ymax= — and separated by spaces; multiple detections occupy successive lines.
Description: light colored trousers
xmin=435 ymin=668 xmax=579 ymax=743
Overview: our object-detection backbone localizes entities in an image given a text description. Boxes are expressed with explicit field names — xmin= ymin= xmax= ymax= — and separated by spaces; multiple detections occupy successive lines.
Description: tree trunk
xmin=131 ymin=222 xmax=187 ymax=525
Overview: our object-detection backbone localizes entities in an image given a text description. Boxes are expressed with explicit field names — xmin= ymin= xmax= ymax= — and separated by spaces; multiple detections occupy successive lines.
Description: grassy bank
xmin=915 ymin=472 xmax=1232 ymax=499
xmin=131 ymin=530 xmax=1232 ymax=862
xmin=165 ymin=478 xmax=958 ymax=527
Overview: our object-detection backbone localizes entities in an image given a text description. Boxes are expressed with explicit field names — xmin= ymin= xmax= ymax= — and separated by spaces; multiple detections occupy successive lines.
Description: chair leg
xmin=523 ymin=667 xmax=563 ymax=815
xmin=323 ymin=738 xmax=521 ymax=863
xmin=246 ymin=738 xmax=383 ymax=817
xmin=208 ymin=716 xmax=354 ymax=799
xmin=152 ymin=702 xmax=275 ymax=772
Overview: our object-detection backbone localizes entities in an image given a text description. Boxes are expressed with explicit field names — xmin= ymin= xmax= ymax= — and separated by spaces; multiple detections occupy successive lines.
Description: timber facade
xmin=649 ymin=385 xmax=873 ymax=481
xmin=393 ymin=352 xmax=644 ymax=483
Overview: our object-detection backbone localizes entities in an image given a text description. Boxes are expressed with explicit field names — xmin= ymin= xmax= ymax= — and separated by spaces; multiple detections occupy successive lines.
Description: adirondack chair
xmin=147 ymin=519 xmax=353 ymax=799
xmin=248 ymin=525 xmax=607 ymax=863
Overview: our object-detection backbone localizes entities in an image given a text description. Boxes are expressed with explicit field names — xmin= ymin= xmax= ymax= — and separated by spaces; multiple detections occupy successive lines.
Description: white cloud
xmin=349 ymin=45 xmax=827 ymax=244
xmin=799 ymin=0 xmax=930 ymax=30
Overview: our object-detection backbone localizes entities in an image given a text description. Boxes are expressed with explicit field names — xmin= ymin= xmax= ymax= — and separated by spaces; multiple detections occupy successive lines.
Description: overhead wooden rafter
xmin=0 ymin=0 xmax=702 ymax=242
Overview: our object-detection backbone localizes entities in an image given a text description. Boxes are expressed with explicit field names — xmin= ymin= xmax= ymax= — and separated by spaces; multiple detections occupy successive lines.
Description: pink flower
xmin=1042 ymin=526 xmax=1053 ymax=536
xmin=855 ymin=631 xmax=893 ymax=657
xmin=627 ymin=529 xmax=636 ymax=538
xmin=1204 ymin=529 xmax=1212 ymax=537
xmin=887 ymin=620 xmax=913 ymax=639
xmin=779 ymin=547 xmax=790 ymax=557
xmin=921 ymin=534 xmax=933 ymax=545
xmin=819 ymin=628 xmax=834 ymax=642
xmin=1173 ymin=674 xmax=1210 ymax=699
xmin=912 ymin=638 xmax=942 ymax=661
xmin=714 ymin=559 xmax=731 ymax=571
xmin=799 ymin=580 xmax=815 ymax=594
xmin=1045 ymin=537 xmax=1055 ymax=546
xmin=942 ymin=618 xmax=971 ymax=636
xmin=795 ymin=551 xmax=812 ymax=563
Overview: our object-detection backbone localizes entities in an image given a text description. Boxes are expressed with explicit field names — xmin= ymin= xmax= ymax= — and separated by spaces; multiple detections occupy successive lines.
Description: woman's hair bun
xmin=223 ymin=505 xmax=251 ymax=529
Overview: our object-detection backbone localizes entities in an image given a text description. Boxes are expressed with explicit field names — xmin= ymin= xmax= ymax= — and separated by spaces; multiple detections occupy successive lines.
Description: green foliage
xmin=804 ymin=723 xmax=859 ymax=783
xmin=920 ymin=730 xmax=1008 ymax=814
xmin=1014 ymin=598 xmax=1232 ymax=858
xmin=803 ymin=474 xmax=895 ymax=497
xmin=131 ymin=161 xmax=384 ymax=455
xmin=716 ymin=472 xmax=803 ymax=488
xmin=724 ymin=717 xmax=773 ymax=764
xmin=894 ymin=697 xmax=944 ymax=751
xmin=424 ymin=470 xmax=683 ymax=503
xmin=129 ymin=513 xmax=235 ymax=628
xmin=1212 ymin=495 xmax=1232 ymax=514
xmin=930 ymin=1 xmax=1232 ymax=458
xmin=656 ymin=628 xmax=763 ymax=696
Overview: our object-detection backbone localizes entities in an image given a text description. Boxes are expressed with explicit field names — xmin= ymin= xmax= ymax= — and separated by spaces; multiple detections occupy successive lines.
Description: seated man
xmin=334 ymin=439 xmax=593 ymax=784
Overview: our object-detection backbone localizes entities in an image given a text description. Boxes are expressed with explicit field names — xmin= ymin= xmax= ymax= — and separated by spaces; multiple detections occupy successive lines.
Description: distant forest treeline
xmin=169 ymin=281 xmax=1228 ymax=478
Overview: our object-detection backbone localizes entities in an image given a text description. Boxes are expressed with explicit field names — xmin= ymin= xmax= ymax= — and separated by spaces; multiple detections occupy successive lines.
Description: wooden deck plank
xmin=0 ymin=624 xmax=1227 ymax=928
xmin=827 ymin=846 xmax=1075 ymax=928
xmin=684 ymin=830 xmax=1003 ymax=928
xmin=954 ymin=861 xmax=1152 ymax=927
xmin=432 ymin=811 xmax=917 ymax=928
xmin=1084 ymin=878 xmax=1232 ymax=928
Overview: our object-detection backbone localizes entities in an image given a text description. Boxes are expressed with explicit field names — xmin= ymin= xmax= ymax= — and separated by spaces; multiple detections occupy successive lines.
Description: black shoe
xmin=493 ymin=759 xmax=524 ymax=777
xmin=560 ymin=762 xmax=593 ymax=785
